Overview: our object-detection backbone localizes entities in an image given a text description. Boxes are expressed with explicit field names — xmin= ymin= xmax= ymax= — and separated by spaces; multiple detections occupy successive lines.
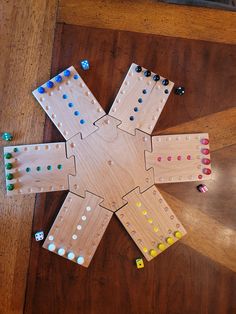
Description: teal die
xmin=35 ymin=231 xmax=44 ymax=241
xmin=81 ymin=59 xmax=90 ymax=70
xmin=2 ymin=132 xmax=13 ymax=141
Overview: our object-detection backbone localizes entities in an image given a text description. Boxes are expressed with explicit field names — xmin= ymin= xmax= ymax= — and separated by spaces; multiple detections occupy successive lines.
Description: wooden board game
xmin=3 ymin=63 xmax=213 ymax=267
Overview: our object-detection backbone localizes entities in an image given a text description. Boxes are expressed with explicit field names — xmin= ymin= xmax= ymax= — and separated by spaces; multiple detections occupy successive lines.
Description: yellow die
xmin=136 ymin=258 xmax=144 ymax=269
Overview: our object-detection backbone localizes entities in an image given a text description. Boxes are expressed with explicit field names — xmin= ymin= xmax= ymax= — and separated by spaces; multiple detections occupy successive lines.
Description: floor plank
xmin=157 ymin=107 xmax=236 ymax=151
xmin=0 ymin=1 xmax=57 ymax=313
xmin=158 ymin=147 xmax=236 ymax=271
xmin=58 ymin=0 xmax=236 ymax=44
xmin=24 ymin=24 xmax=236 ymax=313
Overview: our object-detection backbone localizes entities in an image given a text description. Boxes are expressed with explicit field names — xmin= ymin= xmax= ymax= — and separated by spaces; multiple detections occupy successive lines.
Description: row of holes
xmin=12 ymin=144 xmax=62 ymax=153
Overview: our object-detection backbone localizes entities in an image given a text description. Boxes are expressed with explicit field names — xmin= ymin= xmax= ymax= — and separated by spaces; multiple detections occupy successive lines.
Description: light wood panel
xmin=3 ymin=143 xmax=75 ymax=195
xmin=43 ymin=192 xmax=113 ymax=267
xmin=58 ymin=0 xmax=236 ymax=44
xmin=0 ymin=1 xmax=57 ymax=313
xmin=33 ymin=66 xmax=106 ymax=140
xmin=109 ymin=63 xmax=174 ymax=135
xmin=146 ymin=133 xmax=212 ymax=183
xmin=116 ymin=185 xmax=186 ymax=261
xmin=67 ymin=115 xmax=154 ymax=211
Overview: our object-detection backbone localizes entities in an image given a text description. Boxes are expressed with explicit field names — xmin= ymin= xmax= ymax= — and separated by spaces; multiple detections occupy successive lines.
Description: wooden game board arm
xmin=146 ymin=133 xmax=212 ymax=184
xmin=3 ymin=142 xmax=75 ymax=195
xmin=43 ymin=191 xmax=113 ymax=267
xmin=109 ymin=63 xmax=174 ymax=135
xmin=32 ymin=66 xmax=106 ymax=140
xmin=116 ymin=185 xmax=186 ymax=261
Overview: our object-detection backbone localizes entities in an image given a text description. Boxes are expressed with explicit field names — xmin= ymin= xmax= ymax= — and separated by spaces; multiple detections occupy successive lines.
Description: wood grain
xmin=109 ymin=62 xmax=174 ymax=135
xmin=32 ymin=66 xmax=106 ymax=140
xmin=51 ymin=24 xmax=236 ymax=132
xmin=24 ymin=25 xmax=236 ymax=314
xmin=25 ymin=194 xmax=236 ymax=314
xmin=156 ymin=107 xmax=236 ymax=151
xmin=116 ymin=186 xmax=187 ymax=261
xmin=43 ymin=191 xmax=113 ymax=267
xmin=0 ymin=1 xmax=57 ymax=313
xmin=157 ymin=144 xmax=236 ymax=236
xmin=58 ymin=0 xmax=236 ymax=44
xmin=67 ymin=115 xmax=153 ymax=211
xmin=159 ymin=186 xmax=236 ymax=272
xmin=146 ymin=133 xmax=212 ymax=183
xmin=3 ymin=142 xmax=75 ymax=195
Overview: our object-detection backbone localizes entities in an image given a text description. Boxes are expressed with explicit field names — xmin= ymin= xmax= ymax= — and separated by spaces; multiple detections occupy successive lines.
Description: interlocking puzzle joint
xmin=66 ymin=115 xmax=154 ymax=211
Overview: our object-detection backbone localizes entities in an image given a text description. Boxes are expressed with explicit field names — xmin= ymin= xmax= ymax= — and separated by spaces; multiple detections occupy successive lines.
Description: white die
xmin=35 ymin=231 xmax=44 ymax=241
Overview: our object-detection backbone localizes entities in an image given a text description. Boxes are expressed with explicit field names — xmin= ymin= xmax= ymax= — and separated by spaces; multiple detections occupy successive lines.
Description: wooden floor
xmin=1 ymin=1 xmax=236 ymax=313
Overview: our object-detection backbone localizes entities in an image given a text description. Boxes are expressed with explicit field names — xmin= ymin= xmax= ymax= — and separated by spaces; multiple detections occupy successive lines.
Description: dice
xmin=175 ymin=86 xmax=185 ymax=96
xmin=2 ymin=132 xmax=13 ymax=141
xmin=136 ymin=258 xmax=144 ymax=269
xmin=80 ymin=59 xmax=90 ymax=71
xmin=197 ymin=184 xmax=208 ymax=193
xmin=35 ymin=231 xmax=44 ymax=241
